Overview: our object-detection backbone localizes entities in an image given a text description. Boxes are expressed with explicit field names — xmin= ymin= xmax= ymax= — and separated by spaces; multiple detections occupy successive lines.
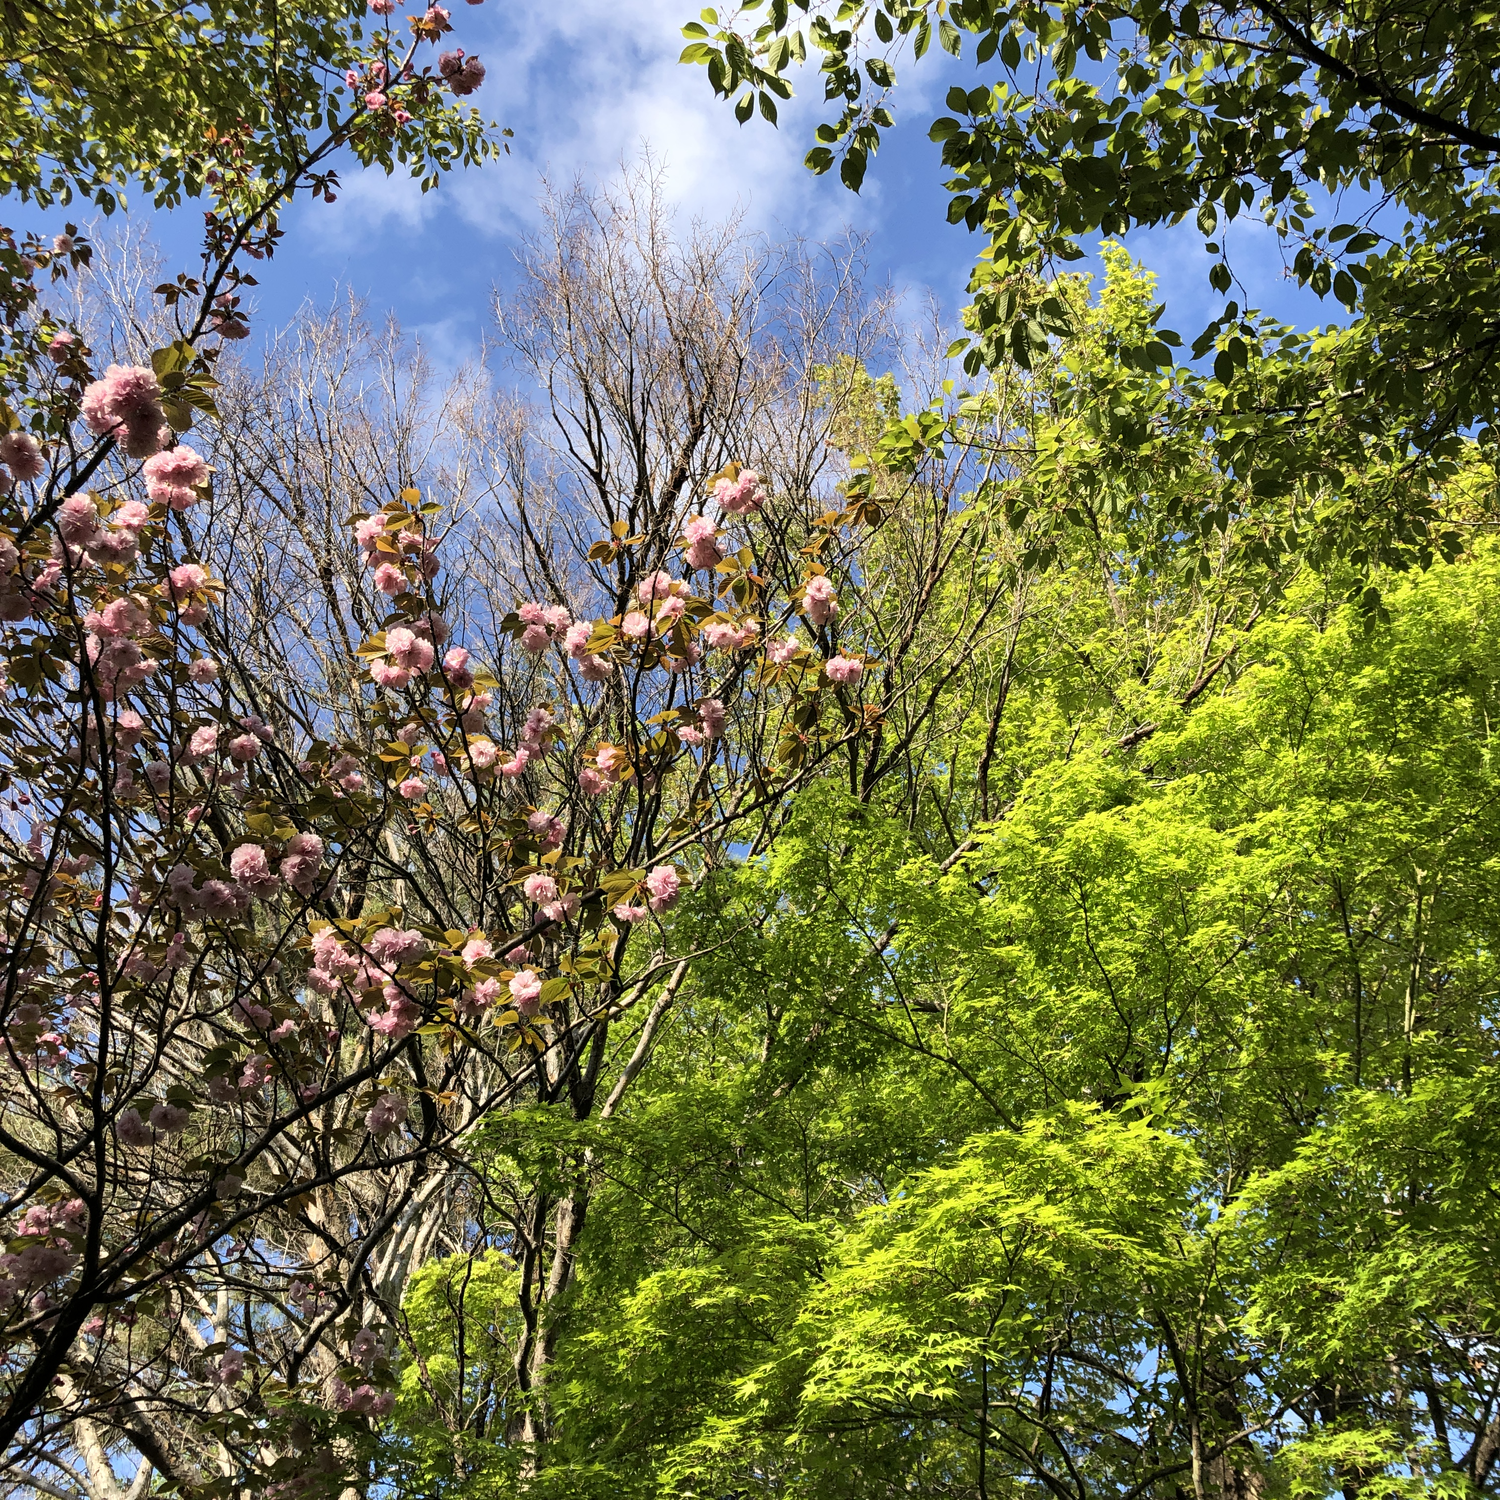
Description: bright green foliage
xmin=383 ymin=404 xmax=1500 ymax=1498
xmin=682 ymin=0 xmax=1500 ymax=567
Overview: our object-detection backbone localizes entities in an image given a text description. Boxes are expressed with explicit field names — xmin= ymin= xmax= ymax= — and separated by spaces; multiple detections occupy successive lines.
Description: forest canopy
xmin=0 ymin=0 xmax=1496 ymax=1495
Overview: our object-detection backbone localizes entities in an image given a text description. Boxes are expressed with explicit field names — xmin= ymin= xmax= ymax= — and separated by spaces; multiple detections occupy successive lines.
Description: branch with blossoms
xmin=0 ymin=298 xmax=886 ymax=1499
xmin=1 ymin=0 xmax=500 ymax=557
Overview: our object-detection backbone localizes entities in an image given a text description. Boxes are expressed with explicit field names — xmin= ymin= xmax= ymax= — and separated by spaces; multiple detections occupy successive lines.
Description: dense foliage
xmin=1 ymin=0 xmax=1497 ymax=1491
xmin=684 ymin=0 xmax=1500 ymax=569
xmin=375 ymin=257 xmax=1500 ymax=1499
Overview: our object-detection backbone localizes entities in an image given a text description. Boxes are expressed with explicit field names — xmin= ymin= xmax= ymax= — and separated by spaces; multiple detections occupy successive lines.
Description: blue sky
xmin=82 ymin=0 xmax=1332 ymax=370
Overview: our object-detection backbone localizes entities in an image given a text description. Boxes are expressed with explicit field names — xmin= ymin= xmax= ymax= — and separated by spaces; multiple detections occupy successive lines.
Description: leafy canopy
xmin=681 ymin=0 xmax=1500 ymax=565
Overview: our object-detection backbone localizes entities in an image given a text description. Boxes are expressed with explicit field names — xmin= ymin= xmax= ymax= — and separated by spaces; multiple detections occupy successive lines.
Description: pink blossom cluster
xmin=508 ymin=967 xmax=543 ymax=1015
xmin=116 ymin=1095 xmax=196 ymax=1147
xmin=561 ymin=620 xmax=612 ymax=680
xmin=825 ymin=654 xmax=864 ymax=685
xmin=438 ymin=48 xmax=486 ymax=94
xmin=517 ymin=600 xmax=573 ymax=654
xmin=522 ymin=867 xmax=578 ymax=923
xmin=365 ymin=1093 xmax=407 ymax=1135
xmin=328 ymin=1377 xmax=395 ymax=1418
xmin=79 ymin=581 xmax=158 ymax=701
xmin=305 ymin=925 xmax=425 ymax=1040
xmin=0 ymin=535 xmax=53 ymax=623
xmin=163 ymin=832 xmax=322 ymax=919
xmin=142 ymin=445 xmax=209 ymax=510
xmin=355 ymin=513 xmax=440 ymax=596
xmin=371 ymin=613 xmax=448 ymax=689
xmin=802 ymin=575 xmax=839 ymax=626
xmin=580 ymin=740 xmax=631 ymax=797
xmin=681 ymin=514 xmax=724 ymax=571
xmin=698 ymin=697 xmax=727 ymax=739
xmin=0 ymin=432 xmax=46 ymax=493
xmin=612 ymin=863 xmax=682 ymax=923
xmin=702 ymin=616 xmax=759 ymax=652
xmin=59 ymin=493 xmax=153 ymax=570
xmin=713 ymin=468 xmax=766 ymax=515
xmin=527 ymin=809 xmax=564 ymax=846
xmin=626 ymin=572 xmax=692 ymax=643
xmin=80 ymin=365 xmax=170 ymax=458
xmin=0 ymin=1232 xmax=79 ymax=1307
xmin=470 ymin=704 xmax=556 ymax=782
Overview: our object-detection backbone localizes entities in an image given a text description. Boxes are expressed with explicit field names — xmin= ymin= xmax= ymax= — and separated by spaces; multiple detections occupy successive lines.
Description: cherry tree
xmin=0 ymin=203 xmax=894 ymax=1499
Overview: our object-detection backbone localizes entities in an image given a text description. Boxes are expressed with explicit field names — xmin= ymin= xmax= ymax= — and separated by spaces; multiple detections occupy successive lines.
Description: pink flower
xmin=579 ymin=654 xmax=612 ymax=681
xmin=523 ymin=872 xmax=558 ymax=904
xmin=47 ymin=330 xmax=75 ymax=364
xmin=364 ymin=90 xmax=388 ymax=109
xmin=230 ymin=844 xmax=279 ymax=896
xmin=637 ymin=570 xmax=676 ymax=603
xmin=387 ymin=626 xmax=435 ymax=673
xmin=186 ymin=725 xmax=219 ymax=762
xmin=520 ymin=623 xmax=551 ymax=652
xmin=280 ymin=832 xmax=324 ymax=896
xmin=227 ymin=733 xmax=262 ymax=763
xmin=142 ymin=445 xmax=208 ymax=509
xmin=685 ymin=528 xmax=724 ymax=570
xmin=460 ymin=934 xmax=493 ymax=967
xmin=441 ymin=50 xmax=485 ymax=93
xmin=766 ymin=637 xmax=799 ymax=665
xmin=88 ymin=597 xmax=148 ymax=638
xmin=355 ymin=516 xmax=384 ymax=556
xmin=499 ymin=748 xmax=530 ymax=779
xmin=714 ymin=468 xmax=766 ymax=514
xmin=527 ymin=810 xmax=563 ymax=845
xmin=825 ymin=654 xmax=864 ymax=685
xmin=369 ymin=0 xmax=395 ymax=12
xmin=365 ymin=1093 xmax=407 ymax=1135
xmin=148 ymin=1101 xmax=189 ymax=1133
xmin=456 ymin=976 xmax=502 ymax=1016
xmin=508 ymin=968 xmax=543 ymax=1013
xmin=370 ymin=991 xmax=421 ymax=1039
xmin=702 ymin=620 xmax=757 ymax=651
xmin=0 ymin=432 xmax=45 ymax=482
xmin=167 ymin=562 xmax=208 ymax=601
xmin=443 ymin=646 xmax=473 ymax=687
xmin=399 ymin=776 xmax=426 ymax=801
xmin=373 ymin=562 xmax=406 ymax=596
xmin=802 ymin=575 xmax=838 ymax=625
xmin=645 ymin=865 xmax=681 ymax=912
xmin=698 ymin=698 xmax=727 ymax=739
xmin=676 ymin=726 xmax=705 ymax=746
xmin=80 ymin=365 xmax=168 ymax=458
xmin=57 ymin=495 xmax=102 ymax=546
xmin=370 ymin=659 xmax=412 ymax=689
xmin=239 ymin=1054 xmax=275 ymax=1091
xmin=217 ymin=1349 xmax=246 ymax=1385
xmin=468 ymin=739 xmax=498 ymax=770
xmin=621 ymin=610 xmax=649 ymax=640
xmin=367 ymin=928 xmax=426 ymax=967
xmin=596 ymin=743 xmax=630 ymax=782
xmin=116 ymin=1109 xmax=155 ymax=1148
xmin=189 ymin=658 xmax=219 ymax=683
xmin=612 ymin=902 xmax=649 ymax=924
xmin=578 ymin=767 xmax=606 ymax=796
